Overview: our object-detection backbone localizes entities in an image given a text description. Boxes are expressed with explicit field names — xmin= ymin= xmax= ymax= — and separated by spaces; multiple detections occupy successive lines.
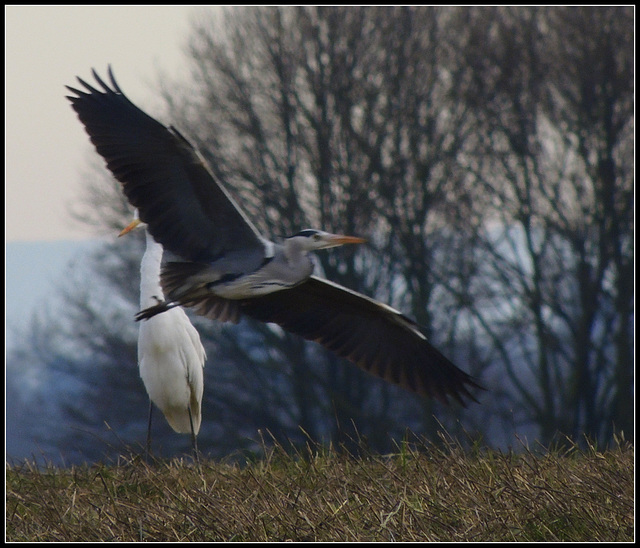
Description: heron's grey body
xmin=159 ymin=229 xmax=362 ymax=307
xmin=66 ymin=67 xmax=483 ymax=405
xmin=163 ymin=233 xmax=326 ymax=301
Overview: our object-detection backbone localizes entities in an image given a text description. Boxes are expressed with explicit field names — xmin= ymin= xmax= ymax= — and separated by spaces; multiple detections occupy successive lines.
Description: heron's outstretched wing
xmin=240 ymin=276 xmax=483 ymax=405
xmin=66 ymin=67 xmax=267 ymax=265
xmin=135 ymin=277 xmax=482 ymax=404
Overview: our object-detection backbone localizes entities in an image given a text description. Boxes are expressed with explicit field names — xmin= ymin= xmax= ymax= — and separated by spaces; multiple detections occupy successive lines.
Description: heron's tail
xmin=161 ymin=261 xmax=213 ymax=300
xmin=153 ymin=262 xmax=242 ymax=323
xmin=135 ymin=300 xmax=179 ymax=321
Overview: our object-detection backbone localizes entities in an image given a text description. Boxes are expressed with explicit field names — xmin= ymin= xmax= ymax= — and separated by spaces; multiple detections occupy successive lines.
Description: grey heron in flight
xmin=66 ymin=67 xmax=482 ymax=406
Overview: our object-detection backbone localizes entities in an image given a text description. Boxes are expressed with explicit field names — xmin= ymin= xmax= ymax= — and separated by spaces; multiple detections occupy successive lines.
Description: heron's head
xmin=286 ymin=229 xmax=366 ymax=252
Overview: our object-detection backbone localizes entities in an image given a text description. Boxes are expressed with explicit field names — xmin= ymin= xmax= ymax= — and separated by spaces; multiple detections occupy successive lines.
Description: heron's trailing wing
xmin=239 ymin=276 xmax=483 ymax=405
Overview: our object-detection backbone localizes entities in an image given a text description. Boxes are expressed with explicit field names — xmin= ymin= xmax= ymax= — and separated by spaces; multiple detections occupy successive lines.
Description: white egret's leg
xmin=188 ymin=406 xmax=200 ymax=464
xmin=146 ymin=400 xmax=153 ymax=460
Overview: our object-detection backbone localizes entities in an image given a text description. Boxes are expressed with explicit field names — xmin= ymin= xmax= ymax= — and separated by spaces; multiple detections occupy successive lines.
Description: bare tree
xmin=173 ymin=6 xmax=488 ymax=447
xmin=456 ymin=6 xmax=633 ymax=444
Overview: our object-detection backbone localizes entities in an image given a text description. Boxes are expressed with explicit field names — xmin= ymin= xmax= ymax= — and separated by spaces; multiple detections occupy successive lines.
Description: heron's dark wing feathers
xmin=239 ymin=276 xmax=483 ymax=405
xmin=66 ymin=67 xmax=265 ymax=263
xmin=135 ymin=272 xmax=481 ymax=403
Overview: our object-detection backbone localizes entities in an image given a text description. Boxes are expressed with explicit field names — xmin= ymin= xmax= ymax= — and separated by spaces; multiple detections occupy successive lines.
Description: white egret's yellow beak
xmin=118 ymin=218 xmax=142 ymax=237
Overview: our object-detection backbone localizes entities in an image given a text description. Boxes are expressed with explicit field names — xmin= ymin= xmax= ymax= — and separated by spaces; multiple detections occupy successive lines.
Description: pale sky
xmin=5 ymin=5 xmax=214 ymax=242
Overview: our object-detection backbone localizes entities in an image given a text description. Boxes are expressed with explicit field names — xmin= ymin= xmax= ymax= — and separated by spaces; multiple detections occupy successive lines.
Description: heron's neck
xmin=140 ymin=230 xmax=165 ymax=308
xmin=282 ymin=239 xmax=315 ymax=277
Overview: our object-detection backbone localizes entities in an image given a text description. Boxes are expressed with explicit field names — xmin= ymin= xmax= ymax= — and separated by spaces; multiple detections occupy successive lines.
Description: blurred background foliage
xmin=7 ymin=6 xmax=633 ymax=464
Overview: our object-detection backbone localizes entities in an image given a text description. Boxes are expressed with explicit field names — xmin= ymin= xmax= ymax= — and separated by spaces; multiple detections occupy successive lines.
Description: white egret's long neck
xmin=140 ymin=230 xmax=165 ymax=309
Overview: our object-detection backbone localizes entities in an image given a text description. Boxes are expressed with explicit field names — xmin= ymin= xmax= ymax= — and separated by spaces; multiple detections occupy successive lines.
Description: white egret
xmin=120 ymin=215 xmax=206 ymax=458
xmin=67 ymin=67 xmax=481 ymax=405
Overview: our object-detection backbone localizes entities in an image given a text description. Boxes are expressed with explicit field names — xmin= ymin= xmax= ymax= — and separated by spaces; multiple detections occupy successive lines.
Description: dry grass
xmin=6 ymin=435 xmax=634 ymax=542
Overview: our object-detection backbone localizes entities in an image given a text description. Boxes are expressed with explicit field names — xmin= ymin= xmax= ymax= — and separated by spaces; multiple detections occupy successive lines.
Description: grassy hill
xmin=6 ymin=436 xmax=633 ymax=542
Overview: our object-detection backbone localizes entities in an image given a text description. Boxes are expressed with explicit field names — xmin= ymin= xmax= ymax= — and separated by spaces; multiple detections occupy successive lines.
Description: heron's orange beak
xmin=327 ymin=234 xmax=367 ymax=245
xmin=118 ymin=218 xmax=142 ymax=237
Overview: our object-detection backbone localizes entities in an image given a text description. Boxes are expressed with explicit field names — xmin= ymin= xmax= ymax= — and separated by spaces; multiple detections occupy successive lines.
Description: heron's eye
xmin=313 ymin=234 xmax=321 ymax=241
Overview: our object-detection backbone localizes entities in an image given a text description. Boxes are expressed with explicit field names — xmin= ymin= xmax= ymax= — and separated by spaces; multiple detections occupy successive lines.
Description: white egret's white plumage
xmin=68 ymin=67 xmax=482 ymax=406
xmin=122 ymin=218 xmax=206 ymax=446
